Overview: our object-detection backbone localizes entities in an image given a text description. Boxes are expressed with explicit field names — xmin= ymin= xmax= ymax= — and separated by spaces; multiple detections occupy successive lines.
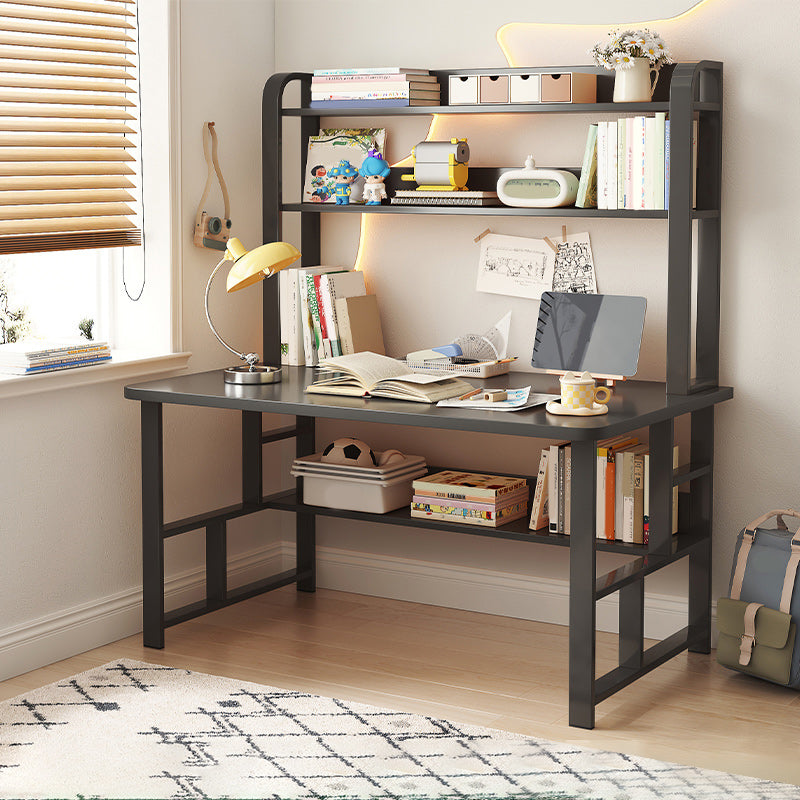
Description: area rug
xmin=1 ymin=660 xmax=797 ymax=800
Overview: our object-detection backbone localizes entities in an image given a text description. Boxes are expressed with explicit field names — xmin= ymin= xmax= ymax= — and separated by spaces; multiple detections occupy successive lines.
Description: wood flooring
xmin=3 ymin=587 xmax=799 ymax=786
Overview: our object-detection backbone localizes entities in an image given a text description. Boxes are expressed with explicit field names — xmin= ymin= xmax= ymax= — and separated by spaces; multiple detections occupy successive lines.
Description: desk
xmin=124 ymin=367 xmax=732 ymax=728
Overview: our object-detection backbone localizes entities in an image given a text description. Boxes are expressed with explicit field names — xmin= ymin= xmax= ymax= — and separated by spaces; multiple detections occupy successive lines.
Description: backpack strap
xmin=780 ymin=533 xmax=800 ymax=613
xmin=730 ymin=529 xmax=755 ymax=601
xmin=739 ymin=602 xmax=763 ymax=665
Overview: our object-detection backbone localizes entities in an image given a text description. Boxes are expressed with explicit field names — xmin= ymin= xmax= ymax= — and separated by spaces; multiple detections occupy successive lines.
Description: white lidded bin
xmin=290 ymin=452 xmax=428 ymax=514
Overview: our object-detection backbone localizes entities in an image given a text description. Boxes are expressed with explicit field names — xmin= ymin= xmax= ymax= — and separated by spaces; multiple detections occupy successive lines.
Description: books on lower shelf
xmin=411 ymin=470 xmax=528 ymax=527
xmin=306 ymin=351 xmax=473 ymax=404
xmin=579 ymin=114 xmax=697 ymax=210
xmin=0 ymin=339 xmax=111 ymax=375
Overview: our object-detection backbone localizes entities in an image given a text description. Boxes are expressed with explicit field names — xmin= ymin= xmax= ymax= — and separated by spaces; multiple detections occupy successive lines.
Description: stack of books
xmin=543 ymin=439 xmax=679 ymax=543
xmin=310 ymin=68 xmax=440 ymax=109
xmin=279 ymin=266 xmax=386 ymax=366
xmin=0 ymin=339 xmax=111 ymax=375
xmin=575 ymin=113 xmax=698 ymax=211
xmin=411 ymin=470 xmax=528 ymax=527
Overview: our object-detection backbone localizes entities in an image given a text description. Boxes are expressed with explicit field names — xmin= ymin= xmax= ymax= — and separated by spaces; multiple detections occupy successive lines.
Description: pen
xmin=458 ymin=388 xmax=482 ymax=400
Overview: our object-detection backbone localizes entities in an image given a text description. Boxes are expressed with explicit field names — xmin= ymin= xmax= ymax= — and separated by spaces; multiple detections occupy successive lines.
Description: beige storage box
xmin=540 ymin=72 xmax=597 ymax=103
xmin=479 ymin=74 xmax=510 ymax=103
xmin=510 ymin=74 xmax=541 ymax=103
xmin=448 ymin=75 xmax=479 ymax=104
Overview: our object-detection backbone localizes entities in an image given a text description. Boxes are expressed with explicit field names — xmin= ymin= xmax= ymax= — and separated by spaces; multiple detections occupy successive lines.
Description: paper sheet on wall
xmin=475 ymin=233 xmax=555 ymax=299
xmin=552 ymin=232 xmax=597 ymax=294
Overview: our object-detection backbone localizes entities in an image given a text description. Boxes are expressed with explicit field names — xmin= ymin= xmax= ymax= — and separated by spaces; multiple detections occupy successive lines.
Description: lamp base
xmin=223 ymin=365 xmax=282 ymax=384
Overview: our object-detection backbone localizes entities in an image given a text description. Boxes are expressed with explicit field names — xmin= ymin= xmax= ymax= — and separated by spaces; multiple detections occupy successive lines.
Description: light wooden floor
xmin=3 ymin=587 xmax=800 ymax=787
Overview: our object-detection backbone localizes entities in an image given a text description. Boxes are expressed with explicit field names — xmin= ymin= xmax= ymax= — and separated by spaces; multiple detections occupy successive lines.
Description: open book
xmin=306 ymin=352 xmax=473 ymax=403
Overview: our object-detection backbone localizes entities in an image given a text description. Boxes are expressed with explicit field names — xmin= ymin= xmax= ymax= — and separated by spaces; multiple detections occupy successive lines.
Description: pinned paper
xmin=476 ymin=233 xmax=555 ymax=300
xmin=552 ymin=232 xmax=598 ymax=294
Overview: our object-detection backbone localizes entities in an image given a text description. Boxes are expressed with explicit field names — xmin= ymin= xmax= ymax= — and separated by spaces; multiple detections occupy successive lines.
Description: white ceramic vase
xmin=613 ymin=57 xmax=660 ymax=102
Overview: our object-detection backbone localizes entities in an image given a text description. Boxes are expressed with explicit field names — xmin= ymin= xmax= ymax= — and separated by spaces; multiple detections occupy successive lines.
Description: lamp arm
xmin=204 ymin=257 xmax=260 ymax=367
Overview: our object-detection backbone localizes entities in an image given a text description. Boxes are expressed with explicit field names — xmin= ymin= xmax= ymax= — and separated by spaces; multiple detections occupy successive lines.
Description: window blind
xmin=0 ymin=0 xmax=140 ymax=254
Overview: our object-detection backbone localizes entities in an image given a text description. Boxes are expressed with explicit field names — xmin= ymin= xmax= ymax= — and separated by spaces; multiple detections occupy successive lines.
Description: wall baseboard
xmin=0 ymin=543 xmax=284 ymax=682
xmin=292 ymin=544 xmax=705 ymax=643
xmin=2 ymin=541 xmax=714 ymax=683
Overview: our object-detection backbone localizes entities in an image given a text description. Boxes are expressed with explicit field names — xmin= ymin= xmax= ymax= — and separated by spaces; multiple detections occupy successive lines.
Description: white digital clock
xmin=496 ymin=155 xmax=579 ymax=208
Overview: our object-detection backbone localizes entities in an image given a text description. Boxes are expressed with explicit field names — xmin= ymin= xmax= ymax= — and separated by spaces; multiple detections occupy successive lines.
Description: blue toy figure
xmin=360 ymin=148 xmax=391 ymax=205
xmin=329 ymin=159 xmax=359 ymax=205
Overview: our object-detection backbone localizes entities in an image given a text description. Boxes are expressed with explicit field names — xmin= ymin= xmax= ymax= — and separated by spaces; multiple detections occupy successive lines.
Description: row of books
xmin=530 ymin=438 xmax=678 ymax=543
xmin=0 ymin=339 xmax=111 ymax=375
xmin=575 ymin=114 xmax=697 ymax=211
xmin=310 ymin=67 xmax=440 ymax=109
xmin=279 ymin=266 xmax=386 ymax=366
xmin=410 ymin=470 xmax=529 ymax=528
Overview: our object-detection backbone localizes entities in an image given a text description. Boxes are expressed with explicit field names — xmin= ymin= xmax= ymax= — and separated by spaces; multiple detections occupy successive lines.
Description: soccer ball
xmin=321 ymin=437 xmax=377 ymax=467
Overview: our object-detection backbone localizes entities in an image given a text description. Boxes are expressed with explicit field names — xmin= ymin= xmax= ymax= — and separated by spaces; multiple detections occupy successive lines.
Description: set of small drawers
xmin=449 ymin=72 xmax=597 ymax=105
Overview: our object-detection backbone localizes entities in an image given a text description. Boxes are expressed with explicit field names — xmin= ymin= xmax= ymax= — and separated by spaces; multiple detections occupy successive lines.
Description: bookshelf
xmin=123 ymin=62 xmax=731 ymax=731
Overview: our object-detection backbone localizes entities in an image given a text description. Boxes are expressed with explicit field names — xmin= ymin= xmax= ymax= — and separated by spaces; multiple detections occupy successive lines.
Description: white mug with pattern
xmin=559 ymin=371 xmax=611 ymax=410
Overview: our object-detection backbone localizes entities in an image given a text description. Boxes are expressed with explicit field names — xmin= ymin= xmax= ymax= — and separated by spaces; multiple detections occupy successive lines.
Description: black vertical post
xmin=618 ymin=580 xmax=644 ymax=671
xmin=689 ymin=406 xmax=714 ymax=652
xmin=648 ymin=418 xmax=675 ymax=558
xmin=205 ymin=519 xmax=227 ymax=608
xmin=296 ymin=414 xmax=316 ymax=592
xmin=242 ymin=410 xmax=263 ymax=506
xmin=568 ymin=438 xmax=597 ymax=729
xmin=141 ymin=401 xmax=165 ymax=649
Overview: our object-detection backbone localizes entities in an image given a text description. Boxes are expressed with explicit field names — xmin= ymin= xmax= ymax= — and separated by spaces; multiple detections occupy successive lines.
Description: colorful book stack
xmin=575 ymin=113 xmax=698 ymax=211
xmin=0 ymin=339 xmax=111 ymax=375
xmin=411 ymin=470 xmax=528 ymax=528
xmin=310 ymin=68 xmax=440 ymax=109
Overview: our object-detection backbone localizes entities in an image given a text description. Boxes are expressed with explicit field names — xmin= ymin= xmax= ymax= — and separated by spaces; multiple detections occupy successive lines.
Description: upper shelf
xmin=282 ymin=101 xmax=721 ymax=117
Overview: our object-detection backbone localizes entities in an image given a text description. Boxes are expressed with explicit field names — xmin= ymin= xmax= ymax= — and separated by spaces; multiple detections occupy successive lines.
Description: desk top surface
xmin=124 ymin=367 xmax=733 ymax=441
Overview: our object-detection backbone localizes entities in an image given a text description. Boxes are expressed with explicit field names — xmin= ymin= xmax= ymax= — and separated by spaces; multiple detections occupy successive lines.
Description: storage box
xmin=479 ymin=75 xmax=510 ymax=103
xmin=510 ymin=74 xmax=540 ymax=103
xmin=290 ymin=452 xmax=428 ymax=513
xmin=449 ymin=75 xmax=479 ymax=104
xmin=540 ymin=72 xmax=597 ymax=103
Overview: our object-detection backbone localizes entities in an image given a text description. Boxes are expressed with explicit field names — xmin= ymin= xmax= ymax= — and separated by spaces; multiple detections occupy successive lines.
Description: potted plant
xmin=590 ymin=29 xmax=674 ymax=102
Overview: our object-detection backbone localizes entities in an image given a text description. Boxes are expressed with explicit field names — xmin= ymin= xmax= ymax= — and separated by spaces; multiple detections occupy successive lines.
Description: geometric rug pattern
xmin=1 ymin=659 xmax=798 ymax=799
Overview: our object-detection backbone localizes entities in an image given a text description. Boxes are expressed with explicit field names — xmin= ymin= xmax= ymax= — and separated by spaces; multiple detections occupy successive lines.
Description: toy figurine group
xmin=329 ymin=148 xmax=390 ymax=205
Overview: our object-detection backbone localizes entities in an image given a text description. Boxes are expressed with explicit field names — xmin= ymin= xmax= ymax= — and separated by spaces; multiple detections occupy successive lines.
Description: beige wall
xmin=274 ymin=0 xmax=800 ymax=623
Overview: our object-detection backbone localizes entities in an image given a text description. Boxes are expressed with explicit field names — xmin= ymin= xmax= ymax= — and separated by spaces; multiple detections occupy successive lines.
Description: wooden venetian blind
xmin=0 ymin=0 xmax=140 ymax=254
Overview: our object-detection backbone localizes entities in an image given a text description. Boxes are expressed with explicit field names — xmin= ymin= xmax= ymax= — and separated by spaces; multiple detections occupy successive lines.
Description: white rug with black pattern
xmin=1 ymin=659 xmax=798 ymax=800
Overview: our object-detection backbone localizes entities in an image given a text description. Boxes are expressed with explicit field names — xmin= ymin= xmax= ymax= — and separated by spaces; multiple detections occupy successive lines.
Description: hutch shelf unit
xmin=124 ymin=63 xmax=730 ymax=730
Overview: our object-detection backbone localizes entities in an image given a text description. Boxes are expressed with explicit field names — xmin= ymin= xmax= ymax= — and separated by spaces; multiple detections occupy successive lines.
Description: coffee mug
xmin=559 ymin=371 xmax=611 ymax=410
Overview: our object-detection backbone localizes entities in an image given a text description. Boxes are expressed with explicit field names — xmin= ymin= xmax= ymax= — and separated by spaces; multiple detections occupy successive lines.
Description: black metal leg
xmin=242 ymin=410 xmax=263 ymax=506
xmin=206 ymin=519 xmax=227 ymax=608
xmin=648 ymin=418 xmax=675 ymax=558
xmin=141 ymin=401 xmax=165 ymax=649
xmin=296 ymin=415 xmax=316 ymax=592
xmin=689 ymin=406 xmax=714 ymax=652
xmin=569 ymin=438 xmax=597 ymax=729
xmin=619 ymin=579 xmax=644 ymax=670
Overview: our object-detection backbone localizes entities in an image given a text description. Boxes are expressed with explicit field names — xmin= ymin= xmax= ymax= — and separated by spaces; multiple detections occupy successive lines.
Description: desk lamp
xmin=205 ymin=236 xmax=301 ymax=384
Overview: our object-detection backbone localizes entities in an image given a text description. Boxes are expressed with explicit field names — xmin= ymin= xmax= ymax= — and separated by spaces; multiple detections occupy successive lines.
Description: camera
xmin=194 ymin=211 xmax=231 ymax=251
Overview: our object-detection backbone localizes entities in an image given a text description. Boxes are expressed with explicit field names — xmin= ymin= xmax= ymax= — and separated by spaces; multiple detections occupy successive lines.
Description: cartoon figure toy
xmin=329 ymin=159 xmax=359 ymax=205
xmin=359 ymin=148 xmax=391 ymax=205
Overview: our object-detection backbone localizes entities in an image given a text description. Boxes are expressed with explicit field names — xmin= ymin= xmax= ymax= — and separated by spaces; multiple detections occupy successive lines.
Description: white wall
xmin=0 ymin=0 xmax=282 ymax=680
xmin=272 ymin=0 xmax=800 ymax=632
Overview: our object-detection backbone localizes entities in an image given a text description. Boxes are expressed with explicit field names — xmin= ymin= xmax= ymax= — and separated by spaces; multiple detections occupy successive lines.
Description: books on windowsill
xmin=306 ymin=351 xmax=473 ymax=404
xmin=411 ymin=470 xmax=528 ymax=527
xmin=0 ymin=339 xmax=111 ymax=375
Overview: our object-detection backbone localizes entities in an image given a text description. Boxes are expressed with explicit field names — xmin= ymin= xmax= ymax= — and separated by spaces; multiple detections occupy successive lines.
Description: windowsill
xmin=0 ymin=350 xmax=192 ymax=400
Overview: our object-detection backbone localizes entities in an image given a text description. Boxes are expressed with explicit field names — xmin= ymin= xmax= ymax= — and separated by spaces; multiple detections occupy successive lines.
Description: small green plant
xmin=0 ymin=267 xmax=29 ymax=344
xmin=79 ymin=317 xmax=95 ymax=340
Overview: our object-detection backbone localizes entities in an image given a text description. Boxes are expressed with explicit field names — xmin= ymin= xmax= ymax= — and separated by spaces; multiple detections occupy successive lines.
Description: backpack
xmin=717 ymin=509 xmax=800 ymax=687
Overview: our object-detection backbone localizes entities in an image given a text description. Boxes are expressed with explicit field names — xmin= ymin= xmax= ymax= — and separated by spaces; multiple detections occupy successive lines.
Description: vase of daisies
xmin=590 ymin=29 xmax=673 ymax=102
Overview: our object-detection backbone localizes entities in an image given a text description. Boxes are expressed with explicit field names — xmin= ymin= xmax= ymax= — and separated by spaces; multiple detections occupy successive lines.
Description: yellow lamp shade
xmin=225 ymin=237 xmax=301 ymax=293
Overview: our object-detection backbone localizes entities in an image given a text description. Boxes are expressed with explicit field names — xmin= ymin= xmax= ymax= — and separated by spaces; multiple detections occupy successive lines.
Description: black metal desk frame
xmin=126 ymin=370 xmax=732 ymax=729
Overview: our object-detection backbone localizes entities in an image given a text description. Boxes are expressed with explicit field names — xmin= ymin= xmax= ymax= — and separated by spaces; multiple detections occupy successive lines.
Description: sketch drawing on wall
xmin=476 ymin=233 xmax=555 ymax=299
xmin=552 ymin=232 xmax=597 ymax=294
